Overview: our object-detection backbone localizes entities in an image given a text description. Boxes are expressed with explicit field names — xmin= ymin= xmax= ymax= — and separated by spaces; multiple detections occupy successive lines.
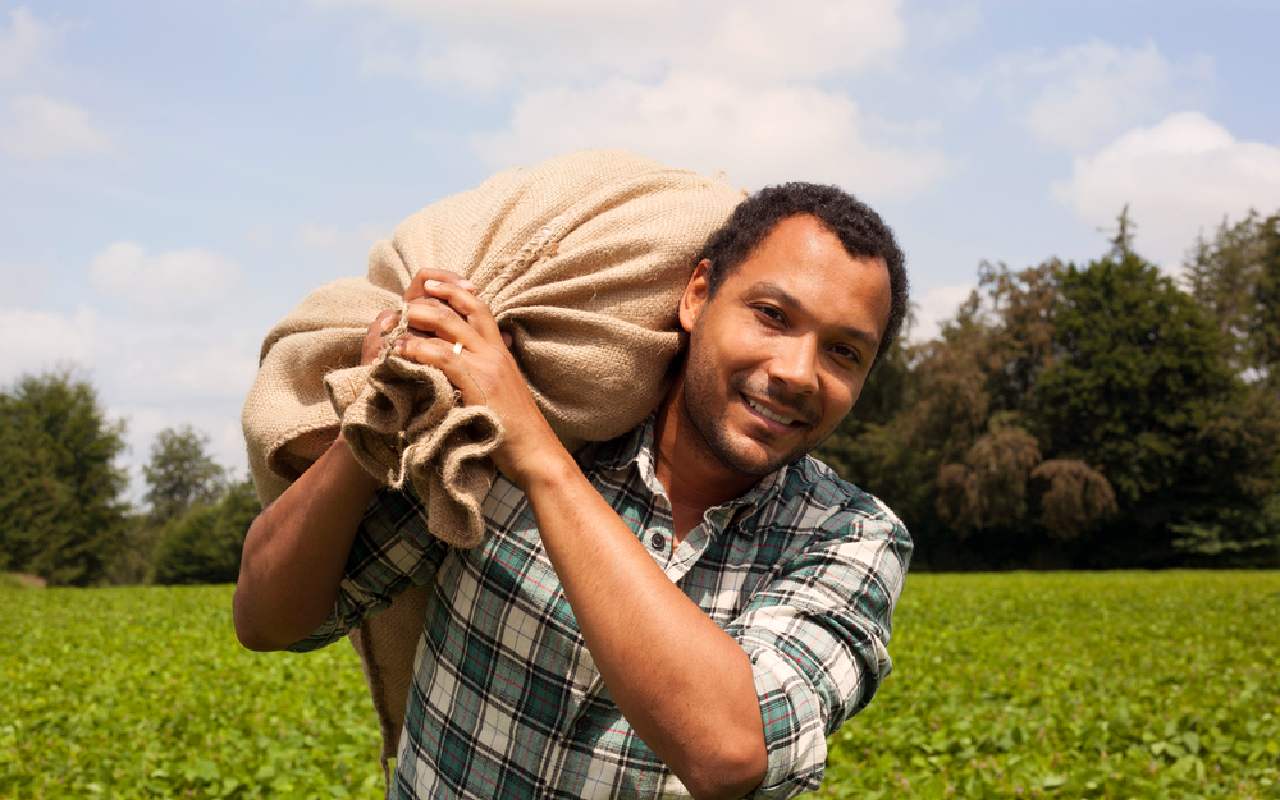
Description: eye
xmin=753 ymin=304 xmax=786 ymax=326
xmin=828 ymin=342 xmax=862 ymax=366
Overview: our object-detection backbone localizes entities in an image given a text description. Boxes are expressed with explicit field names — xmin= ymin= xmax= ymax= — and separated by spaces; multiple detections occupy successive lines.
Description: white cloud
xmin=322 ymin=0 xmax=943 ymax=198
xmin=909 ymin=1 xmax=981 ymax=49
xmin=683 ymin=0 xmax=905 ymax=81
xmin=114 ymin=331 xmax=258 ymax=402
xmin=410 ymin=41 xmax=512 ymax=93
xmin=333 ymin=0 xmax=904 ymax=87
xmin=89 ymin=242 xmax=242 ymax=311
xmin=0 ymin=6 xmax=52 ymax=81
xmin=475 ymin=72 xmax=947 ymax=198
xmin=910 ymin=283 xmax=974 ymax=343
xmin=990 ymin=40 xmax=1210 ymax=153
xmin=0 ymin=300 xmax=261 ymax=500
xmin=103 ymin=322 xmax=262 ymax=499
xmin=0 ymin=306 xmax=98 ymax=383
xmin=1054 ymin=112 xmax=1280 ymax=268
xmin=0 ymin=93 xmax=110 ymax=159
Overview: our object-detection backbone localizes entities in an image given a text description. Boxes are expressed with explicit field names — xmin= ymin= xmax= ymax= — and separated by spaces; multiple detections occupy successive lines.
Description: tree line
xmin=3 ymin=208 xmax=1277 ymax=584
xmin=0 ymin=373 xmax=258 ymax=586
xmin=816 ymin=208 xmax=1280 ymax=569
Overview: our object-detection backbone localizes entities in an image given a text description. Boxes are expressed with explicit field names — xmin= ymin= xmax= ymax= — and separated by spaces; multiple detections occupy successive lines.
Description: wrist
xmin=327 ymin=433 xmax=382 ymax=497
xmin=508 ymin=441 xmax=580 ymax=495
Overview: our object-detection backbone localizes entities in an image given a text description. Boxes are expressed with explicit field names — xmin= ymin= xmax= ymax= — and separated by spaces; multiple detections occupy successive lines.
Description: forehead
xmin=723 ymin=214 xmax=892 ymax=333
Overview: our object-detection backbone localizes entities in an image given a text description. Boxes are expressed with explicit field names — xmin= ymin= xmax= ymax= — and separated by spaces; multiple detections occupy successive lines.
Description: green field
xmin=4 ymin=573 xmax=1278 ymax=799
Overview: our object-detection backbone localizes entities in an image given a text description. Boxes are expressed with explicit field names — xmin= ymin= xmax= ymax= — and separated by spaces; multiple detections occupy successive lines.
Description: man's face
xmin=677 ymin=213 xmax=892 ymax=476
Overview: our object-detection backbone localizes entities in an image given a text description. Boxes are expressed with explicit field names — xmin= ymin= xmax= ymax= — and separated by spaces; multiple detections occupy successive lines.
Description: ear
xmin=679 ymin=259 xmax=713 ymax=334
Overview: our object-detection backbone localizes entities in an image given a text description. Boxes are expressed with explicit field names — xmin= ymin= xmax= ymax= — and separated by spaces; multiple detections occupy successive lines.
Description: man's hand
xmin=389 ymin=268 xmax=566 ymax=490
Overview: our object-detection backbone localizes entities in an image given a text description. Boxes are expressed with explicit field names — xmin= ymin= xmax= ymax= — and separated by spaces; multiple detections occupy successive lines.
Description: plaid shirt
xmin=289 ymin=416 xmax=912 ymax=798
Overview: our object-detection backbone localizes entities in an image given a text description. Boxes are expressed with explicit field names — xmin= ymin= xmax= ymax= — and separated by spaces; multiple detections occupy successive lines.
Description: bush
xmin=151 ymin=479 xmax=260 ymax=585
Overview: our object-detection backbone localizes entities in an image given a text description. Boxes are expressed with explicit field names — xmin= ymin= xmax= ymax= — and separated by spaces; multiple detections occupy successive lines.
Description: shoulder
xmin=781 ymin=455 xmax=911 ymax=549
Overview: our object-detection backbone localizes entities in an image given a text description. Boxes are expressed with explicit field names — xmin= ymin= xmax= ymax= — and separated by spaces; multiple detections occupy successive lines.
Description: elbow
xmin=682 ymin=734 xmax=768 ymax=800
xmin=233 ymin=621 xmax=280 ymax=653
xmin=230 ymin=513 xmax=296 ymax=652
xmin=236 ymin=631 xmax=280 ymax=653
xmin=231 ymin=584 xmax=286 ymax=652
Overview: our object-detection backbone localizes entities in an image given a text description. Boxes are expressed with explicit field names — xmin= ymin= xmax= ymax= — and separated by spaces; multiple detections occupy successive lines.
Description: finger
xmin=403 ymin=297 xmax=484 ymax=351
xmin=375 ymin=309 xmax=399 ymax=333
xmin=393 ymin=334 xmax=480 ymax=403
xmin=420 ymin=279 xmax=503 ymax=346
xmin=403 ymin=268 xmax=478 ymax=302
xmin=361 ymin=309 xmax=403 ymax=365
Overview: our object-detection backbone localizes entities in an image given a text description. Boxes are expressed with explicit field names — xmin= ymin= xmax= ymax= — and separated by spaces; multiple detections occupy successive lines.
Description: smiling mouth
xmin=741 ymin=393 xmax=807 ymax=428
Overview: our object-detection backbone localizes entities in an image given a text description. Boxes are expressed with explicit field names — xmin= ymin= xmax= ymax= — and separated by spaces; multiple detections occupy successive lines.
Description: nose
xmin=767 ymin=334 xmax=820 ymax=400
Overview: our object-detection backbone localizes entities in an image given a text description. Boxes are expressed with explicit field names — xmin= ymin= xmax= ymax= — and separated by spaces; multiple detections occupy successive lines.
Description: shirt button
xmin=650 ymin=532 xmax=666 ymax=550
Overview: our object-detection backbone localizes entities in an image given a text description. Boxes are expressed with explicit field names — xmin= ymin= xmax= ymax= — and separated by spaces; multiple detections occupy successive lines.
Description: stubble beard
xmin=680 ymin=342 xmax=812 ymax=478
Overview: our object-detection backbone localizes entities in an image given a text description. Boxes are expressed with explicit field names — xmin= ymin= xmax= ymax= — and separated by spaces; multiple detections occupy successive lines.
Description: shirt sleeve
xmin=725 ymin=510 xmax=912 ymax=799
xmin=285 ymin=486 xmax=450 ymax=653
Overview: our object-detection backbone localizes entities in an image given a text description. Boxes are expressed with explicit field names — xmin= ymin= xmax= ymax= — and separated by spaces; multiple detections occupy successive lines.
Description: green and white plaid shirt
xmin=289 ymin=416 xmax=912 ymax=798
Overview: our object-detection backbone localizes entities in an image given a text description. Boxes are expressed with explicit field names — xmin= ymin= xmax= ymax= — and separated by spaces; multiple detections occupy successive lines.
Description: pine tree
xmin=0 ymin=370 xmax=129 ymax=585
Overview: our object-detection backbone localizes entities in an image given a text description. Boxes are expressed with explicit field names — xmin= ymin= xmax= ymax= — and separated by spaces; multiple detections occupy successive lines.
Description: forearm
xmin=232 ymin=436 xmax=381 ymax=651
xmin=524 ymin=453 xmax=767 ymax=798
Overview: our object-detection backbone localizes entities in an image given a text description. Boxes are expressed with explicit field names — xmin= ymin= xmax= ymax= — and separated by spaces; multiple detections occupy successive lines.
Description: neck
xmin=653 ymin=375 xmax=759 ymax=512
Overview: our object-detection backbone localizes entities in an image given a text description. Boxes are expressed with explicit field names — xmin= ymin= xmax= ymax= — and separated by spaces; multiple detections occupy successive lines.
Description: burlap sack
xmin=241 ymin=149 xmax=743 ymax=768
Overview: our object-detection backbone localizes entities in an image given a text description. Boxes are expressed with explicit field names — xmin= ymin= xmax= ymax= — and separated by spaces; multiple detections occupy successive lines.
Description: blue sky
xmin=2 ymin=1 xmax=1278 ymax=495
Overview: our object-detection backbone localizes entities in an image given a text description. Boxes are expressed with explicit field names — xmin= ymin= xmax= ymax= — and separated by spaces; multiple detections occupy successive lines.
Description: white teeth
xmin=745 ymin=396 xmax=796 ymax=426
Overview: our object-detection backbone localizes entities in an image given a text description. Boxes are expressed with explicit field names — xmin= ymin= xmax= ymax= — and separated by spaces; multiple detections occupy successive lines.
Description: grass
xmin=3 ymin=585 xmax=382 ymax=799
xmin=3 ymin=572 xmax=1277 ymax=798
xmin=814 ymin=572 xmax=1280 ymax=799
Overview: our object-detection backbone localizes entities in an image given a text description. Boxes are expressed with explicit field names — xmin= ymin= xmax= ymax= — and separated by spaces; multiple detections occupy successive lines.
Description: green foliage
xmin=143 ymin=425 xmax=226 ymax=525
xmin=152 ymin=478 xmax=260 ymax=585
xmin=4 ymin=575 xmax=1275 ymax=799
xmin=0 ymin=370 xmax=129 ymax=585
xmin=1035 ymin=255 xmax=1232 ymax=504
xmin=1184 ymin=210 xmax=1280 ymax=381
xmin=805 ymin=571 xmax=1280 ymax=799
xmin=103 ymin=514 xmax=164 ymax=586
xmin=936 ymin=413 xmax=1042 ymax=534
xmin=1034 ymin=253 xmax=1274 ymax=565
xmin=1 ymin=584 xmax=383 ymax=798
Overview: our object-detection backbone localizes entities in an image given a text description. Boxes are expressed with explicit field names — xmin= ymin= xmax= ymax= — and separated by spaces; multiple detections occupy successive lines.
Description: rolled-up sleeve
xmin=285 ymin=486 xmax=449 ymax=653
xmin=726 ymin=513 xmax=912 ymax=799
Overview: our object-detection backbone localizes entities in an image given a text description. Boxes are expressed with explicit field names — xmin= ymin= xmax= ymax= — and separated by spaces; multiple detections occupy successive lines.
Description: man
xmin=233 ymin=182 xmax=912 ymax=799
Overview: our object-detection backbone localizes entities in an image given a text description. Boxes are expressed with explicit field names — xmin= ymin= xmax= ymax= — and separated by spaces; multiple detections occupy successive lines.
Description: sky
xmin=2 ymin=0 xmax=1278 ymax=498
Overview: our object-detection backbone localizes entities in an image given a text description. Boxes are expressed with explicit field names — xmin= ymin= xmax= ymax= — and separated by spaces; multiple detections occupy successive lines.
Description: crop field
xmin=3 ymin=572 xmax=1277 ymax=799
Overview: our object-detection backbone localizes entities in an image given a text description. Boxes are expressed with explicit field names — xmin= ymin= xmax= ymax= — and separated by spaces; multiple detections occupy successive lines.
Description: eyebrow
xmin=746 ymin=280 xmax=881 ymax=347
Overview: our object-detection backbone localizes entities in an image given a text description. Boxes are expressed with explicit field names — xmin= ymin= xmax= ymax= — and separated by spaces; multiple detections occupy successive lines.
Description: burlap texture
xmin=241 ymin=149 xmax=743 ymax=767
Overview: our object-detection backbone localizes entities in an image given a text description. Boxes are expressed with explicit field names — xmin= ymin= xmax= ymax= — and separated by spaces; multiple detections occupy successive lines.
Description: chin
xmin=710 ymin=427 xmax=806 ymax=477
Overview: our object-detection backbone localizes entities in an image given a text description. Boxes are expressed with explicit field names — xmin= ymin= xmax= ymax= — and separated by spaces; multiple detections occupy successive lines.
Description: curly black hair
xmin=695 ymin=182 xmax=908 ymax=364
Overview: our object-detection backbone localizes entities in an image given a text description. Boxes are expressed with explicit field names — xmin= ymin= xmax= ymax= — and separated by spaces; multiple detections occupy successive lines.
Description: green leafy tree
xmin=102 ymin=425 xmax=229 ymax=585
xmin=1184 ymin=210 xmax=1280 ymax=381
xmin=151 ymin=477 xmax=260 ymax=585
xmin=102 ymin=512 xmax=157 ymax=586
xmin=1252 ymin=214 xmax=1280 ymax=380
xmin=1034 ymin=252 xmax=1274 ymax=564
xmin=0 ymin=399 xmax=77 ymax=573
xmin=0 ymin=370 xmax=129 ymax=585
xmin=143 ymin=425 xmax=226 ymax=525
